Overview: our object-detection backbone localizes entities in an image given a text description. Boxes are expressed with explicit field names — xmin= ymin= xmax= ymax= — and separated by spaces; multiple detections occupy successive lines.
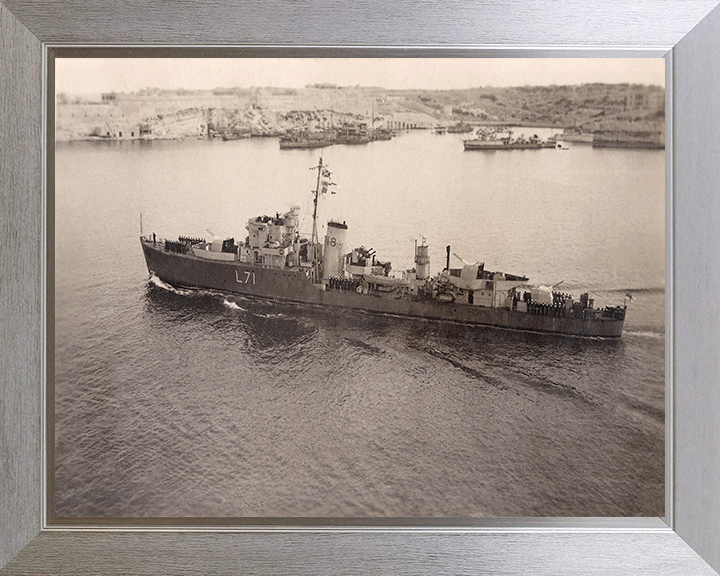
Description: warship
xmin=279 ymin=124 xmax=380 ymax=149
xmin=278 ymin=130 xmax=336 ymax=149
xmin=464 ymin=131 xmax=560 ymax=151
xmin=141 ymin=158 xmax=626 ymax=337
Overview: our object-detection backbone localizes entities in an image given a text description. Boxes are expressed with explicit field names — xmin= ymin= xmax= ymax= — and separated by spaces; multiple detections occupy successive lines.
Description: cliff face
xmin=151 ymin=109 xmax=206 ymax=138
xmin=206 ymin=107 xmax=279 ymax=136
xmin=56 ymin=103 xmax=380 ymax=141
xmin=206 ymin=107 xmax=368 ymax=136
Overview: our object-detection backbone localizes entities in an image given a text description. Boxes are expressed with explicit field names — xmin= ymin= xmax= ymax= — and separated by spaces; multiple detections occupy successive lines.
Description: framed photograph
xmin=2 ymin=1 xmax=720 ymax=575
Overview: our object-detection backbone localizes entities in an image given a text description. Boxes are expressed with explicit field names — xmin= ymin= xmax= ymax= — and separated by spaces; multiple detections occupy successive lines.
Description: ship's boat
xmin=141 ymin=158 xmax=627 ymax=337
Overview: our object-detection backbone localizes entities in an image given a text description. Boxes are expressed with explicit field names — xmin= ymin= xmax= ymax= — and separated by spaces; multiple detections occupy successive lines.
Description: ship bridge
xmin=238 ymin=207 xmax=304 ymax=268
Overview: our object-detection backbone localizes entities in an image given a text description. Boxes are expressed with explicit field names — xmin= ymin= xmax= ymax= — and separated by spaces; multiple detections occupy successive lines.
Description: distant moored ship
xmin=464 ymin=131 xmax=560 ymax=151
xmin=592 ymin=131 xmax=665 ymax=149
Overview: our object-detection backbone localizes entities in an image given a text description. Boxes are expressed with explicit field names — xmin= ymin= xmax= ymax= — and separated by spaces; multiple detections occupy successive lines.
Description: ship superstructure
xmin=141 ymin=158 xmax=626 ymax=337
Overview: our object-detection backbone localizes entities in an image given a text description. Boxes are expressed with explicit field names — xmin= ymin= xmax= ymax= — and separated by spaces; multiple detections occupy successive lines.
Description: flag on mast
xmin=320 ymin=177 xmax=336 ymax=195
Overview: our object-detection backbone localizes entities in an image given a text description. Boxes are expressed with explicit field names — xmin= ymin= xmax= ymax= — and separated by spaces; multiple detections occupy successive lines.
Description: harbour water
xmin=54 ymin=131 xmax=665 ymax=517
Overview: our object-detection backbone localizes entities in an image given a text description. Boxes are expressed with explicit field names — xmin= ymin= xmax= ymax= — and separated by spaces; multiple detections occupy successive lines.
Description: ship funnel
xmin=322 ymin=220 xmax=348 ymax=280
xmin=415 ymin=238 xmax=430 ymax=279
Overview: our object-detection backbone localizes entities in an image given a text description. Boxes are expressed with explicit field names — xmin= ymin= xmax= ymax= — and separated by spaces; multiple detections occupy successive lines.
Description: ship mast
xmin=310 ymin=156 xmax=324 ymax=283
xmin=308 ymin=155 xmax=336 ymax=283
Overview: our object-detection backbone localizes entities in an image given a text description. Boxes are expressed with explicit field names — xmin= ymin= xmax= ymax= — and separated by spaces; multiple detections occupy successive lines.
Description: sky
xmin=56 ymin=58 xmax=665 ymax=95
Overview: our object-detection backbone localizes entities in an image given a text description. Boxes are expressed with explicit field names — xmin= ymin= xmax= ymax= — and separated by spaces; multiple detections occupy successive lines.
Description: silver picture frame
xmin=2 ymin=1 xmax=720 ymax=574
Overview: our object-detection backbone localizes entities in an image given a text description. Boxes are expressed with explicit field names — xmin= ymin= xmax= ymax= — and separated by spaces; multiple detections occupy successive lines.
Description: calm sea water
xmin=54 ymin=131 xmax=665 ymax=517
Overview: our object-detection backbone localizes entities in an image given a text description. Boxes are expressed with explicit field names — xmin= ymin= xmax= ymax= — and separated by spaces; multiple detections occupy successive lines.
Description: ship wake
xmin=148 ymin=273 xmax=194 ymax=296
xmin=251 ymin=312 xmax=287 ymax=319
xmin=623 ymin=330 xmax=664 ymax=340
xmin=222 ymin=298 xmax=288 ymax=318
xmin=223 ymin=299 xmax=247 ymax=311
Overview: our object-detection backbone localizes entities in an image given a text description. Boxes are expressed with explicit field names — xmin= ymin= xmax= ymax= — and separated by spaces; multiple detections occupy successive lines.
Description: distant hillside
xmin=56 ymin=83 xmax=665 ymax=141
xmin=390 ymin=84 xmax=664 ymax=131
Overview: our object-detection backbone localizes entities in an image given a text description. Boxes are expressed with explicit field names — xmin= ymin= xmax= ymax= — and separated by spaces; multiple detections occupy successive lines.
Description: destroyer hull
xmin=142 ymin=240 xmax=624 ymax=338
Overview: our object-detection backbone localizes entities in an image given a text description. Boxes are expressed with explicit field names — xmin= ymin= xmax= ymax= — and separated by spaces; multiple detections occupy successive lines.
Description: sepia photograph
xmin=53 ymin=57 xmax=665 ymax=519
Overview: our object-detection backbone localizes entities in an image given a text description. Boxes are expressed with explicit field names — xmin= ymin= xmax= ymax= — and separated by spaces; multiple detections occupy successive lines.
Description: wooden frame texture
xmin=1 ymin=1 xmax=720 ymax=574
